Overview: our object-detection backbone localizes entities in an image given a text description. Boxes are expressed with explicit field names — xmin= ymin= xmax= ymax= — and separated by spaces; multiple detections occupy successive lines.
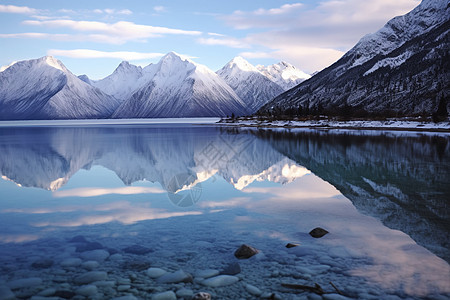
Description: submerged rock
xmin=309 ymin=227 xmax=329 ymax=238
xmin=7 ymin=277 xmax=42 ymax=289
xmin=80 ymin=249 xmax=109 ymax=262
xmin=220 ymin=262 xmax=241 ymax=275
xmin=61 ymin=257 xmax=82 ymax=267
xmin=156 ymin=270 xmax=192 ymax=284
xmin=76 ymin=285 xmax=98 ymax=297
xmin=76 ymin=241 xmax=104 ymax=252
xmin=31 ymin=259 xmax=54 ymax=269
xmin=195 ymin=269 xmax=220 ymax=279
xmin=74 ymin=271 xmax=107 ymax=284
xmin=245 ymin=284 xmax=262 ymax=296
xmin=234 ymin=244 xmax=259 ymax=259
xmin=201 ymin=275 xmax=239 ymax=287
xmin=192 ymin=292 xmax=212 ymax=300
xmin=151 ymin=291 xmax=176 ymax=300
xmin=0 ymin=286 xmax=15 ymax=300
xmin=147 ymin=268 xmax=167 ymax=278
xmin=285 ymin=243 xmax=299 ymax=248
xmin=122 ymin=245 xmax=153 ymax=255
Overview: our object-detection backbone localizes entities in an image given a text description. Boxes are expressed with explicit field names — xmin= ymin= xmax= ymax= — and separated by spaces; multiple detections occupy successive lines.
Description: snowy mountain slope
xmin=259 ymin=0 xmax=450 ymax=117
xmin=113 ymin=52 xmax=248 ymax=118
xmin=257 ymin=61 xmax=310 ymax=90
xmin=92 ymin=61 xmax=144 ymax=102
xmin=217 ymin=57 xmax=284 ymax=113
xmin=0 ymin=56 xmax=120 ymax=120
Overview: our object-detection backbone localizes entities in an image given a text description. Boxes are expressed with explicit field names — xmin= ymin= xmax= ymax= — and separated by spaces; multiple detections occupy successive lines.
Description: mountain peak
xmin=226 ymin=56 xmax=259 ymax=73
xmin=41 ymin=56 xmax=65 ymax=72
xmin=161 ymin=51 xmax=193 ymax=64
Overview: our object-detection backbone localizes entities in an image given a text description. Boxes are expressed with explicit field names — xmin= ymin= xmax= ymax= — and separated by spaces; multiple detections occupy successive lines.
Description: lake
xmin=0 ymin=121 xmax=449 ymax=299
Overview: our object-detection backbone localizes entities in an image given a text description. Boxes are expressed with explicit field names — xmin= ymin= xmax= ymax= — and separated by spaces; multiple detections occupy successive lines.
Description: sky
xmin=0 ymin=0 xmax=420 ymax=79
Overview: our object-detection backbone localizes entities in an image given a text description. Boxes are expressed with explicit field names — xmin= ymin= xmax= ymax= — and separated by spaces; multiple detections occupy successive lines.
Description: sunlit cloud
xmin=0 ymin=4 xmax=38 ymax=14
xmin=21 ymin=19 xmax=202 ymax=44
xmin=197 ymin=37 xmax=250 ymax=49
xmin=198 ymin=197 xmax=251 ymax=208
xmin=52 ymin=186 xmax=165 ymax=198
xmin=0 ymin=234 xmax=40 ymax=243
xmin=220 ymin=0 xmax=420 ymax=72
xmin=28 ymin=201 xmax=203 ymax=226
xmin=93 ymin=8 xmax=132 ymax=15
xmin=239 ymin=51 xmax=273 ymax=59
xmin=153 ymin=6 xmax=166 ymax=13
xmin=48 ymin=49 xmax=164 ymax=61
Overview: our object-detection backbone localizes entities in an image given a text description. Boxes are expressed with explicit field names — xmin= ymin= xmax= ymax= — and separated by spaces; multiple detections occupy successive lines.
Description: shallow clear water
xmin=0 ymin=124 xmax=449 ymax=299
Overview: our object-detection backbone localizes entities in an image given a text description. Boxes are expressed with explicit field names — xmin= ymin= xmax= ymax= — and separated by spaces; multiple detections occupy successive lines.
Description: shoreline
xmin=215 ymin=118 xmax=450 ymax=133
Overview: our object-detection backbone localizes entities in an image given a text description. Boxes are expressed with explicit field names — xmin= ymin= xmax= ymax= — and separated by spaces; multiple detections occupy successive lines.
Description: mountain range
xmin=0 ymin=53 xmax=308 ymax=120
xmin=258 ymin=0 xmax=449 ymax=117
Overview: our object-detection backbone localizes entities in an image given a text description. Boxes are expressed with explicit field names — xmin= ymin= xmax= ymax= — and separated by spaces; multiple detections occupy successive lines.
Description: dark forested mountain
xmin=258 ymin=0 xmax=449 ymax=118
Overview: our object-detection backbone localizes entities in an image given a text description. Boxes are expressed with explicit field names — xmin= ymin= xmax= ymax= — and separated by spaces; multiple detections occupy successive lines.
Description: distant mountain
xmin=77 ymin=74 xmax=92 ymax=85
xmin=0 ymin=56 xmax=119 ymax=120
xmin=257 ymin=61 xmax=310 ymax=90
xmin=113 ymin=52 xmax=248 ymax=118
xmin=217 ymin=57 xmax=284 ymax=113
xmin=92 ymin=61 xmax=144 ymax=102
xmin=259 ymin=0 xmax=450 ymax=117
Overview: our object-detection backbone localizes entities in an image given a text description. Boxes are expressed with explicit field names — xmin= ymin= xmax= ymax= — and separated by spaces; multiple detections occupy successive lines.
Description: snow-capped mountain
xmin=217 ymin=57 xmax=284 ymax=113
xmin=92 ymin=61 xmax=144 ymax=102
xmin=113 ymin=52 xmax=248 ymax=118
xmin=0 ymin=56 xmax=119 ymax=120
xmin=257 ymin=61 xmax=310 ymax=90
xmin=259 ymin=0 xmax=450 ymax=117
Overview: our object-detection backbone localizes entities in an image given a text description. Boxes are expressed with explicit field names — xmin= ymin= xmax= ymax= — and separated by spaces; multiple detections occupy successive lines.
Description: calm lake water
xmin=0 ymin=123 xmax=449 ymax=299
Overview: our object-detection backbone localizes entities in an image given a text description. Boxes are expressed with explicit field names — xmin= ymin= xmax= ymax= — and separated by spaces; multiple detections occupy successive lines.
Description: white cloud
xmin=197 ymin=37 xmax=249 ymax=49
xmin=0 ymin=4 xmax=37 ymax=14
xmin=48 ymin=49 xmax=165 ymax=61
xmin=153 ymin=6 xmax=166 ymax=13
xmin=220 ymin=0 xmax=420 ymax=72
xmin=207 ymin=32 xmax=225 ymax=37
xmin=21 ymin=19 xmax=202 ymax=44
xmin=95 ymin=8 xmax=132 ymax=15
xmin=52 ymin=186 xmax=165 ymax=197
xmin=0 ymin=32 xmax=72 ymax=41
xmin=239 ymin=51 xmax=273 ymax=59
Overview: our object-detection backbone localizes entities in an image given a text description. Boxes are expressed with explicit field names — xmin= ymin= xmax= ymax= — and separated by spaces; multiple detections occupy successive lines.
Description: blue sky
xmin=0 ymin=0 xmax=419 ymax=79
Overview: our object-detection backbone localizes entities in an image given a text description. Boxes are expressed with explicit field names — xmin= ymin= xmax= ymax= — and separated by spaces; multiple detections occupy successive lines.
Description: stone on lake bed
xmin=151 ymin=291 xmax=176 ymax=300
xmin=309 ymin=227 xmax=329 ymax=238
xmin=245 ymin=283 xmax=262 ymax=296
xmin=80 ymin=249 xmax=110 ymax=262
xmin=234 ymin=244 xmax=259 ymax=259
xmin=61 ymin=257 xmax=82 ymax=267
xmin=74 ymin=271 xmax=107 ymax=284
xmin=195 ymin=269 xmax=220 ymax=278
xmin=156 ymin=270 xmax=192 ymax=283
xmin=147 ymin=268 xmax=167 ymax=278
xmin=192 ymin=292 xmax=212 ymax=300
xmin=201 ymin=275 xmax=239 ymax=287
xmin=220 ymin=262 xmax=241 ymax=275
xmin=122 ymin=245 xmax=153 ymax=255
xmin=176 ymin=288 xmax=194 ymax=298
xmin=285 ymin=243 xmax=299 ymax=248
xmin=112 ymin=296 xmax=138 ymax=300
xmin=82 ymin=260 xmax=100 ymax=270
xmin=7 ymin=277 xmax=42 ymax=289
xmin=76 ymin=284 xmax=98 ymax=297
xmin=0 ymin=286 xmax=15 ymax=300
xmin=31 ymin=258 xmax=54 ymax=269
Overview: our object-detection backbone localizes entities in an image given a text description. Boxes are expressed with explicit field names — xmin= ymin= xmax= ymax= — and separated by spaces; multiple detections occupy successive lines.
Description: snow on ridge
xmin=364 ymin=52 xmax=411 ymax=76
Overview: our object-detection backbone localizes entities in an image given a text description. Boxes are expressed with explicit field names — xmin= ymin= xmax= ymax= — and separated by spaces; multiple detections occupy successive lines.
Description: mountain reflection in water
xmin=0 ymin=124 xmax=449 ymax=298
